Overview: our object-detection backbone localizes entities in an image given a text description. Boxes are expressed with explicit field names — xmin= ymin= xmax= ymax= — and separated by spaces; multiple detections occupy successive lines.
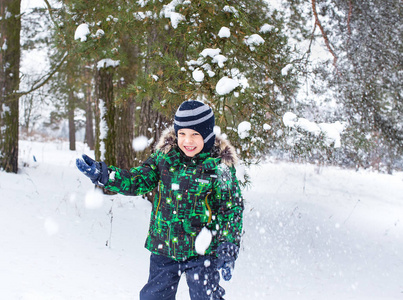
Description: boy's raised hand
xmin=76 ymin=154 xmax=109 ymax=185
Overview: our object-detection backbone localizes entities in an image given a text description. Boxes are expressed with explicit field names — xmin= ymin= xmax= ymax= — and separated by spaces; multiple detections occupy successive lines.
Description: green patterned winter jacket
xmin=104 ymin=127 xmax=244 ymax=261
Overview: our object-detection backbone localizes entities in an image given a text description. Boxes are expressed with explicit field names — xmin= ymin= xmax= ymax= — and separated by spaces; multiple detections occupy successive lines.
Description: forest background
xmin=0 ymin=0 xmax=402 ymax=178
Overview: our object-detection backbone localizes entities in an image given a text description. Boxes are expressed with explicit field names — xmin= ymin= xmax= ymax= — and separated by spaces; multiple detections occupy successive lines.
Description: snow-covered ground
xmin=1 ymin=139 xmax=402 ymax=300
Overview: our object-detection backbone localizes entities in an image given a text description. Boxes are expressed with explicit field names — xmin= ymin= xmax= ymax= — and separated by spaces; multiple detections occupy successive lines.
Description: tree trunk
xmin=137 ymin=98 xmax=169 ymax=160
xmin=115 ymin=98 xmax=135 ymax=169
xmin=68 ymin=88 xmax=76 ymax=151
xmin=95 ymin=65 xmax=116 ymax=166
xmin=115 ymin=35 xmax=137 ymax=169
xmin=84 ymin=68 xmax=94 ymax=150
xmin=0 ymin=0 xmax=21 ymax=173
xmin=84 ymin=87 xmax=94 ymax=150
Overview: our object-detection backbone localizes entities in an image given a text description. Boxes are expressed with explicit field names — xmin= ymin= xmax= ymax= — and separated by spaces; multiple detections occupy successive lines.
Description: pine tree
xmin=48 ymin=0 xmax=299 ymax=169
xmin=51 ymin=0 xmax=124 ymax=163
xmin=129 ymin=0 xmax=298 ymax=163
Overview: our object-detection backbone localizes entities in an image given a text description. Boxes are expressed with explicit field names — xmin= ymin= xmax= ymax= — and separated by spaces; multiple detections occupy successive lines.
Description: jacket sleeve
xmin=104 ymin=153 xmax=160 ymax=196
xmin=214 ymin=164 xmax=244 ymax=247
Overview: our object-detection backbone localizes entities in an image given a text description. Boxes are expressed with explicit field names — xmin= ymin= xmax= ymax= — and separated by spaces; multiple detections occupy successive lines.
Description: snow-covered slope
xmin=1 ymin=140 xmax=402 ymax=299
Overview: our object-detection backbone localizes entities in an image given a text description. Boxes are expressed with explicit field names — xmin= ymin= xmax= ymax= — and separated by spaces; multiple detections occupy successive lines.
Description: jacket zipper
xmin=205 ymin=190 xmax=213 ymax=224
xmin=154 ymin=182 xmax=162 ymax=218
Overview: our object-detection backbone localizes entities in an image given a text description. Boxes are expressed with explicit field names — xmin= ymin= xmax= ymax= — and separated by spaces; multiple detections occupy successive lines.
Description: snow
xmin=283 ymin=112 xmax=298 ymax=127
xmin=212 ymin=55 xmax=228 ymax=68
xmin=263 ymin=123 xmax=271 ymax=130
xmin=195 ymin=227 xmax=213 ymax=255
xmin=44 ymin=217 xmax=60 ymax=236
xmin=74 ymin=24 xmax=90 ymax=42
xmin=281 ymin=64 xmax=293 ymax=76
xmin=296 ymin=118 xmax=321 ymax=135
xmin=160 ymin=0 xmax=186 ymax=29
xmin=137 ymin=0 xmax=149 ymax=8
xmin=5 ymin=10 xmax=12 ymax=19
xmin=97 ymin=59 xmax=120 ymax=70
xmin=260 ymin=23 xmax=274 ymax=33
xmin=218 ymin=27 xmax=231 ymax=38
xmin=319 ymin=121 xmax=345 ymax=148
xmin=84 ymin=188 xmax=104 ymax=209
xmin=238 ymin=121 xmax=252 ymax=139
xmin=244 ymin=34 xmax=265 ymax=50
xmin=283 ymin=112 xmax=345 ymax=148
xmin=192 ymin=69 xmax=205 ymax=82
xmin=133 ymin=11 xmax=155 ymax=21
xmin=1 ymin=39 xmax=7 ymax=51
xmin=213 ymin=125 xmax=222 ymax=137
xmin=1 ymin=139 xmax=403 ymax=300
xmin=216 ymin=76 xmax=239 ymax=95
xmin=200 ymin=48 xmax=221 ymax=59
xmin=98 ymin=99 xmax=108 ymax=160
xmin=1 ymin=103 xmax=11 ymax=117
xmin=198 ymin=64 xmax=215 ymax=78
xmin=132 ymin=136 xmax=149 ymax=152
xmin=223 ymin=5 xmax=238 ymax=16
xmin=95 ymin=29 xmax=105 ymax=38
xmin=195 ymin=48 xmax=228 ymax=69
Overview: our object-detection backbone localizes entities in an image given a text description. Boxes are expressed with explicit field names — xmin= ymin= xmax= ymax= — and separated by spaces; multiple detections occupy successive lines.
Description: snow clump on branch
xmin=97 ymin=59 xmax=120 ymax=70
xmin=160 ymin=0 xmax=186 ymax=29
xmin=74 ymin=24 xmax=90 ymax=42
xmin=283 ymin=112 xmax=345 ymax=148
xmin=216 ymin=77 xmax=239 ymax=95
xmin=238 ymin=121 xmax=252 ymax=139
xmin=244 ymin=34 xmax=265 ymax=50
xmin=218 ymin=27 xmax=231 ymax=38
xmin=260 ymin=24 xmax=275 ymax=33
xmin=192 ymin=69 xmax=205 ymax=82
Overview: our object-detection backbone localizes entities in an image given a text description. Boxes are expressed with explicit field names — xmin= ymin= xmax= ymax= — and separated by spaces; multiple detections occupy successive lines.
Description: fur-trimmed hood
xmin=155 ymin=126 xmax=238 ymax=167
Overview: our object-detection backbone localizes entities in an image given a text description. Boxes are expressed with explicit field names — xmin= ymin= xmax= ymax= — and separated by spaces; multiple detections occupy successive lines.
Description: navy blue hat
xmin=174 ymin=100 xmax=215 ymax=152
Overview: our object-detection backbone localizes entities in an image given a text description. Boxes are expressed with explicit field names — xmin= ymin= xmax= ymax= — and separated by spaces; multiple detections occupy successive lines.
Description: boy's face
xmin=177 ymin=128 xmax=204 ymax=157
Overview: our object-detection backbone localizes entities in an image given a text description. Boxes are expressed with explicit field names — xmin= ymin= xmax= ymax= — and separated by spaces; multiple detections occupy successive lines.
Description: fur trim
xmin=155 ymin=126 xmax=238 ymax=166
xmin=155 ymin=127 xmax=177 ymax=154
xmin=213 ymin=135 xmax=238 ymax=166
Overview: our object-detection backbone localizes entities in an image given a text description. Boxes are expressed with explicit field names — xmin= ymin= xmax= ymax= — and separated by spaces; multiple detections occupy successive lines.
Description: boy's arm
xmin=104 ymin=153 xmax=160 ymax=196
xmin=215 ymin=165 xmax=244 ymax=247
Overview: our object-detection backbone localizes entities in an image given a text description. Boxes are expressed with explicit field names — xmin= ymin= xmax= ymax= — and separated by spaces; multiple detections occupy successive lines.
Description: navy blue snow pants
xmin=140 ymin=253 xmax=225 ymax=300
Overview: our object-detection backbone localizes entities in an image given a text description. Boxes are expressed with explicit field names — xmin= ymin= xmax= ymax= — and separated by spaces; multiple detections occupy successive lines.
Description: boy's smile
xmin=177 ymin=128 xmax=204 ymax=157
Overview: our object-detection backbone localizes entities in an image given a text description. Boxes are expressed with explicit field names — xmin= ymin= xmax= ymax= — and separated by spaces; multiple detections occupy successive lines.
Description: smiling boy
xmin=76 ymin=100 xmax=244 ymax=299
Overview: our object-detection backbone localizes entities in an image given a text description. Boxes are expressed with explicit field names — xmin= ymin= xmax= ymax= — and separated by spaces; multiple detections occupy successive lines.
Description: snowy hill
xmin=1 ymin=140 xmax=402 ymax=300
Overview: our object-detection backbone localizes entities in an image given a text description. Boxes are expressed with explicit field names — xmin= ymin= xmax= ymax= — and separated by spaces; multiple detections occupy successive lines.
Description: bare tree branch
xmin=17 ymin=52 xmax=69 ymax=97
xmin=43 ymin=0 xmax=57 ymax=25
xmin=311 ymin=0 xmax=339 ymax=69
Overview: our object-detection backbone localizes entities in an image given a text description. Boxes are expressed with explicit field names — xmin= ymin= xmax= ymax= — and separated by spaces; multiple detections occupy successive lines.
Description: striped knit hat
xmin=174 ymin=100 xmax=215 ymax=152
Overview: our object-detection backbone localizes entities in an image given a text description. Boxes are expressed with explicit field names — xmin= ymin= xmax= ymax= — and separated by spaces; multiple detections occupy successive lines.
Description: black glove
xmin=76 ymin=154 xmax=109 ymax=185
xmin=216 ymin=242 xmax=239 ymax=281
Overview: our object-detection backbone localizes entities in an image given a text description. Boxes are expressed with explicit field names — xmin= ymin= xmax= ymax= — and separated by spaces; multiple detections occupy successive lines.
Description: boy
xmin=76 ymin=100 xmax=244 ymax=299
